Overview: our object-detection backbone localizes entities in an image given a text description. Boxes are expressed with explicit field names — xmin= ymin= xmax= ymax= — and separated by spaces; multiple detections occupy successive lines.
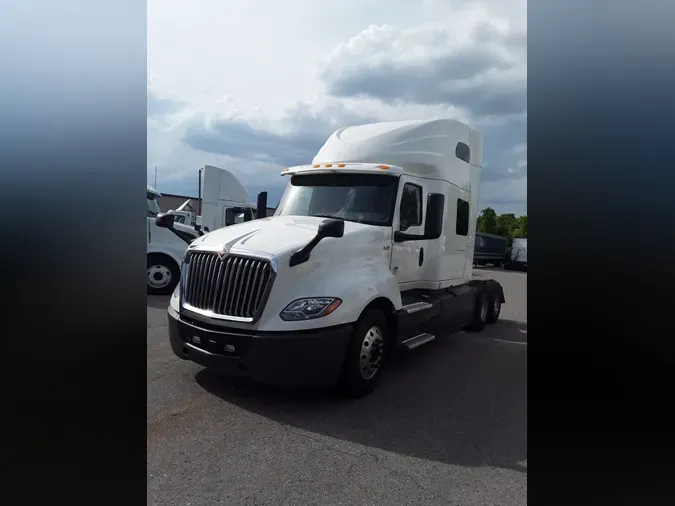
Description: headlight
xmin=279 ymin=297 xmax=342 ymax=321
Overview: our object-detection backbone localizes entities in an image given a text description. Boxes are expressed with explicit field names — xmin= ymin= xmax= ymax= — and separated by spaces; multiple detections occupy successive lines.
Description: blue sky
xmin=148 ymin=0 xmax=526 ymax=215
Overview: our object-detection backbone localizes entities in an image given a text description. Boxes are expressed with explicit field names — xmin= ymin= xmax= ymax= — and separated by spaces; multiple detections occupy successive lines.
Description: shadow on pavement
xmin=147 ymin=295 xmax=171 ymax=310
xmin=474 ymin=265 xmax=527 ymax=275
xmin=195 ymin=319 xmax=527 ymax=474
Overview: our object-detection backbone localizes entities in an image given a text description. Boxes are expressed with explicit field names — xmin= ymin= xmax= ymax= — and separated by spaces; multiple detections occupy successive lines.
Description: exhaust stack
xmin=256 ymin=191 xmax=268 ymax=219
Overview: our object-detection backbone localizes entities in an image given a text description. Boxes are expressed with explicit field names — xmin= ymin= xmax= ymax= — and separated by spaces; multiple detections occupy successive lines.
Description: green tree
xmin=476 ymin=208 xmax=527 ymax=239
xmin=477 ymin=207 xmax=498 ymax=234
xmin=496 ymin=213 xmax=517 ymax=237
xmin=511 ymin=215 xmax=527 ymax=238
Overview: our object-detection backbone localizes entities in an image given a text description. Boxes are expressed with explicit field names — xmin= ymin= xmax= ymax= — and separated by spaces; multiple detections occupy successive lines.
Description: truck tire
xmin=467 ymin=292 xmax=488 ymax=331
xmin=486 ymin=291 xmax=502 ymax=324
xmin=340 ymin=309 xmax=388 ymax=398
xmin=147 ymin=254 xmax=180 ymax=295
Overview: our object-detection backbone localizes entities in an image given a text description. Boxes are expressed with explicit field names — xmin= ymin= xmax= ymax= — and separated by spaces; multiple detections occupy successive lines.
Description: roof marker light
xmin=325 ymin=163 xmax=333 ymax=167
xmin=378 ymin=165 xmax=391 ymax=170
xmin=312 ymin=164 xmax=320 ymax=168
xmin=337 ymin=163 xmax=345 ymax=167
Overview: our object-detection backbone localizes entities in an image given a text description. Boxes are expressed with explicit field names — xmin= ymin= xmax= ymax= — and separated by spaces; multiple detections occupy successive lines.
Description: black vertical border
xmin=0 ymin=1 xmax=147 ymax=504
xmin=529 ymin=0 xmax=675 ymax=504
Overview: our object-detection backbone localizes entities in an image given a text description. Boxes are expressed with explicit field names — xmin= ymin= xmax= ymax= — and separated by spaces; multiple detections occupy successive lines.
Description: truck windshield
xmin=147 ymin=192 xmax=161 ymax=217
xmin=275 ymin=173 xmax=398 ymax=226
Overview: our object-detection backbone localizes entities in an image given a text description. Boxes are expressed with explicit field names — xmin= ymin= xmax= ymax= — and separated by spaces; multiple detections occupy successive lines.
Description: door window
xmin=399 ymin=183 xmax=423 ymax=231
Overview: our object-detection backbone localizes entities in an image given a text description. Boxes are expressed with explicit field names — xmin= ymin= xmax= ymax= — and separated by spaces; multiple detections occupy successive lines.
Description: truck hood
xmin=189 ymin=215 xmax=380 ymax=256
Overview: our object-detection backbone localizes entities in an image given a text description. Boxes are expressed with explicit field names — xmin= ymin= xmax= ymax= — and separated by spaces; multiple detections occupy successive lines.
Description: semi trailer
xmin=474 ymin=232 xmax=508 ymax=267
xmin=157 ymin=118 xmax=506 ymax=397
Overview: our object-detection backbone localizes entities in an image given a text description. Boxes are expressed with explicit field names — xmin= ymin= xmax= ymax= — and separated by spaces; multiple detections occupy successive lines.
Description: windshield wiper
xmin=311 ymin=214 xmax=341 ymax=220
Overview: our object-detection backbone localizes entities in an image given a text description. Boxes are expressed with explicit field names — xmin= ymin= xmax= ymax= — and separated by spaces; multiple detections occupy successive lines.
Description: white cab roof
xmin=202 ymin=165 xmax=252 ymax=205
xmin=147 ymin=184 xmax=161 ymax=197
xmin=308 ymin=118 xmax=482 ymax=189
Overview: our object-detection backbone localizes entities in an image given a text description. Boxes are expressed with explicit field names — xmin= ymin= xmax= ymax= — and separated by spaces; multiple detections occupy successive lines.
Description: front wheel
xmin=340 ymin=310 xmax=388 ymax=398
xmin=147 ymin=254 xmax=180 ymax=295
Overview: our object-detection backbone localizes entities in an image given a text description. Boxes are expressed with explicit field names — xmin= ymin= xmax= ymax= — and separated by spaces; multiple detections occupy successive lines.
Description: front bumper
xmin=168 ymin=306 xmax=352 ymax=387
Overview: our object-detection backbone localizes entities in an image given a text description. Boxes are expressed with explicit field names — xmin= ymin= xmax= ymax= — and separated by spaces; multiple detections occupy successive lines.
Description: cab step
xmin=401 ymin=333 xmax=436 ymax=350
xmin=401 ymin=301 xmax=432 ymax=314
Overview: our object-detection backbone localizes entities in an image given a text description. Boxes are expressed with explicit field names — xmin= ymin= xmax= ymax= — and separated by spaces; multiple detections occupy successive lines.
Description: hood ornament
xmin=218 ymin=244 xmax=230 ymax=259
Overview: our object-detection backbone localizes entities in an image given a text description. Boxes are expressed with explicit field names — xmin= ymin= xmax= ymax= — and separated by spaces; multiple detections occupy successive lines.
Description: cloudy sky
xmin=148 ymin=0 xmax=527 ymax=215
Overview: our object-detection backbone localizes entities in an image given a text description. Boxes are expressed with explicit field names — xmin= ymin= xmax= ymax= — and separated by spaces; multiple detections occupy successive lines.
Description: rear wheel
xmin=486 ymin=292 xmax=502 ymax=324
xmin=467 ymin=292 xmax=488 ymax=331
xmin=147 ymin=254 xmax=179 ymax=295
xmin=340 ymin=310 xmax=388 ymax=398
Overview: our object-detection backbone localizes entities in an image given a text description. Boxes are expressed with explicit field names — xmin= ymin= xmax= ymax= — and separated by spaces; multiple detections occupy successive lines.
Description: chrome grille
xmin=182 ymin=251 xmax=273 ymax=319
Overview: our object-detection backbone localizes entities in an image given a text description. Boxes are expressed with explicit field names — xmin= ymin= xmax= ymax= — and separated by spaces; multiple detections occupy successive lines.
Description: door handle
xmin=419 ymin=247 xmax=424 ymax=266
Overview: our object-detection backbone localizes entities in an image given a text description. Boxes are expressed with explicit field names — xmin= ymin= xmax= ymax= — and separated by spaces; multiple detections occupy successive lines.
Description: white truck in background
xmin=169 ymin=199 xmax=199 ymax=227
xmin=157 ymin=119 xmax=506 ymax=397
xmin=147 ymin=185 xmax=202 ymax=295
xmin=200 ymin=164 xmax=258 ymax=231
xmin=507 ymin=238 xmax=528 ymax=270
xmin=147 ymin=166 xmax=258 ymax=295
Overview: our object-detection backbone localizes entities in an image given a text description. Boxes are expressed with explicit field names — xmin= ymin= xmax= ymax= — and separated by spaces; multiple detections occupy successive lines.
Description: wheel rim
xmin=148 ymin=264 xmax=172 ymax=289
xmin=480 ymin=298 xmax=488 ymax=322
xmin=359 ymin=325 xmax=384 ymax=380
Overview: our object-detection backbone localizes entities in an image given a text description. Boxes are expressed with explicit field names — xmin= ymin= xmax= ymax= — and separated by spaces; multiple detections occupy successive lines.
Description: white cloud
xmin=148 ymin=0 xmax=527 ymax=214
xmin=480 ymin=175 xmax=527 ymax=216
xmin=319 ymin=17 xmax=526 ymax=118
xmin=511 ymin=142 xmax=527 ymax=155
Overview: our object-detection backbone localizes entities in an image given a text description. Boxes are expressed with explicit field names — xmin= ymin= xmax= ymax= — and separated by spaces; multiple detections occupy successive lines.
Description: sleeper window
xmin=456 ymin=198 xmax=469 ymax=236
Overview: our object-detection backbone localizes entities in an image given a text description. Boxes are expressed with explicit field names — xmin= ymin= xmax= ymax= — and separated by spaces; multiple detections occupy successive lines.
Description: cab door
xmin=390 ymin=175 xmax=429 ymax=289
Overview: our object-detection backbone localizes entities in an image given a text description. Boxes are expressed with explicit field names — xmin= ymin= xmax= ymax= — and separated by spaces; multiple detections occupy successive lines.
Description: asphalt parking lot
xmin=148 ymin=267 xmax=527 ymax=506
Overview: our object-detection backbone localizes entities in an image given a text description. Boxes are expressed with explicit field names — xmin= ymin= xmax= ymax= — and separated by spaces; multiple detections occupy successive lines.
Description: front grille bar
xmin=182 ymin=251 xmax=273 ymax=320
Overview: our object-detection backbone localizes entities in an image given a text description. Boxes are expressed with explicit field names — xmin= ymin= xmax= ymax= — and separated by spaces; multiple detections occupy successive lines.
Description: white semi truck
xmin=147 ymin=166 xmax=258 ymax=294
xmin=157 ymin=119 xmax=506 ymax=397
xmin=147 ymin=185 xmax=202 ymax=295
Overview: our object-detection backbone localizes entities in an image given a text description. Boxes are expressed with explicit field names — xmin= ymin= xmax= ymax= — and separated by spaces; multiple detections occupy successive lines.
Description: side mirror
xmin=318 ymin=218 xmax=344 ymax=238
xmin=424 ymin=193 xmax=445 ymax=239
xmin=155 ymin=212 xmax=175 ymax=229
xmin=289 ymin=218 xmax=345 ymax=267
